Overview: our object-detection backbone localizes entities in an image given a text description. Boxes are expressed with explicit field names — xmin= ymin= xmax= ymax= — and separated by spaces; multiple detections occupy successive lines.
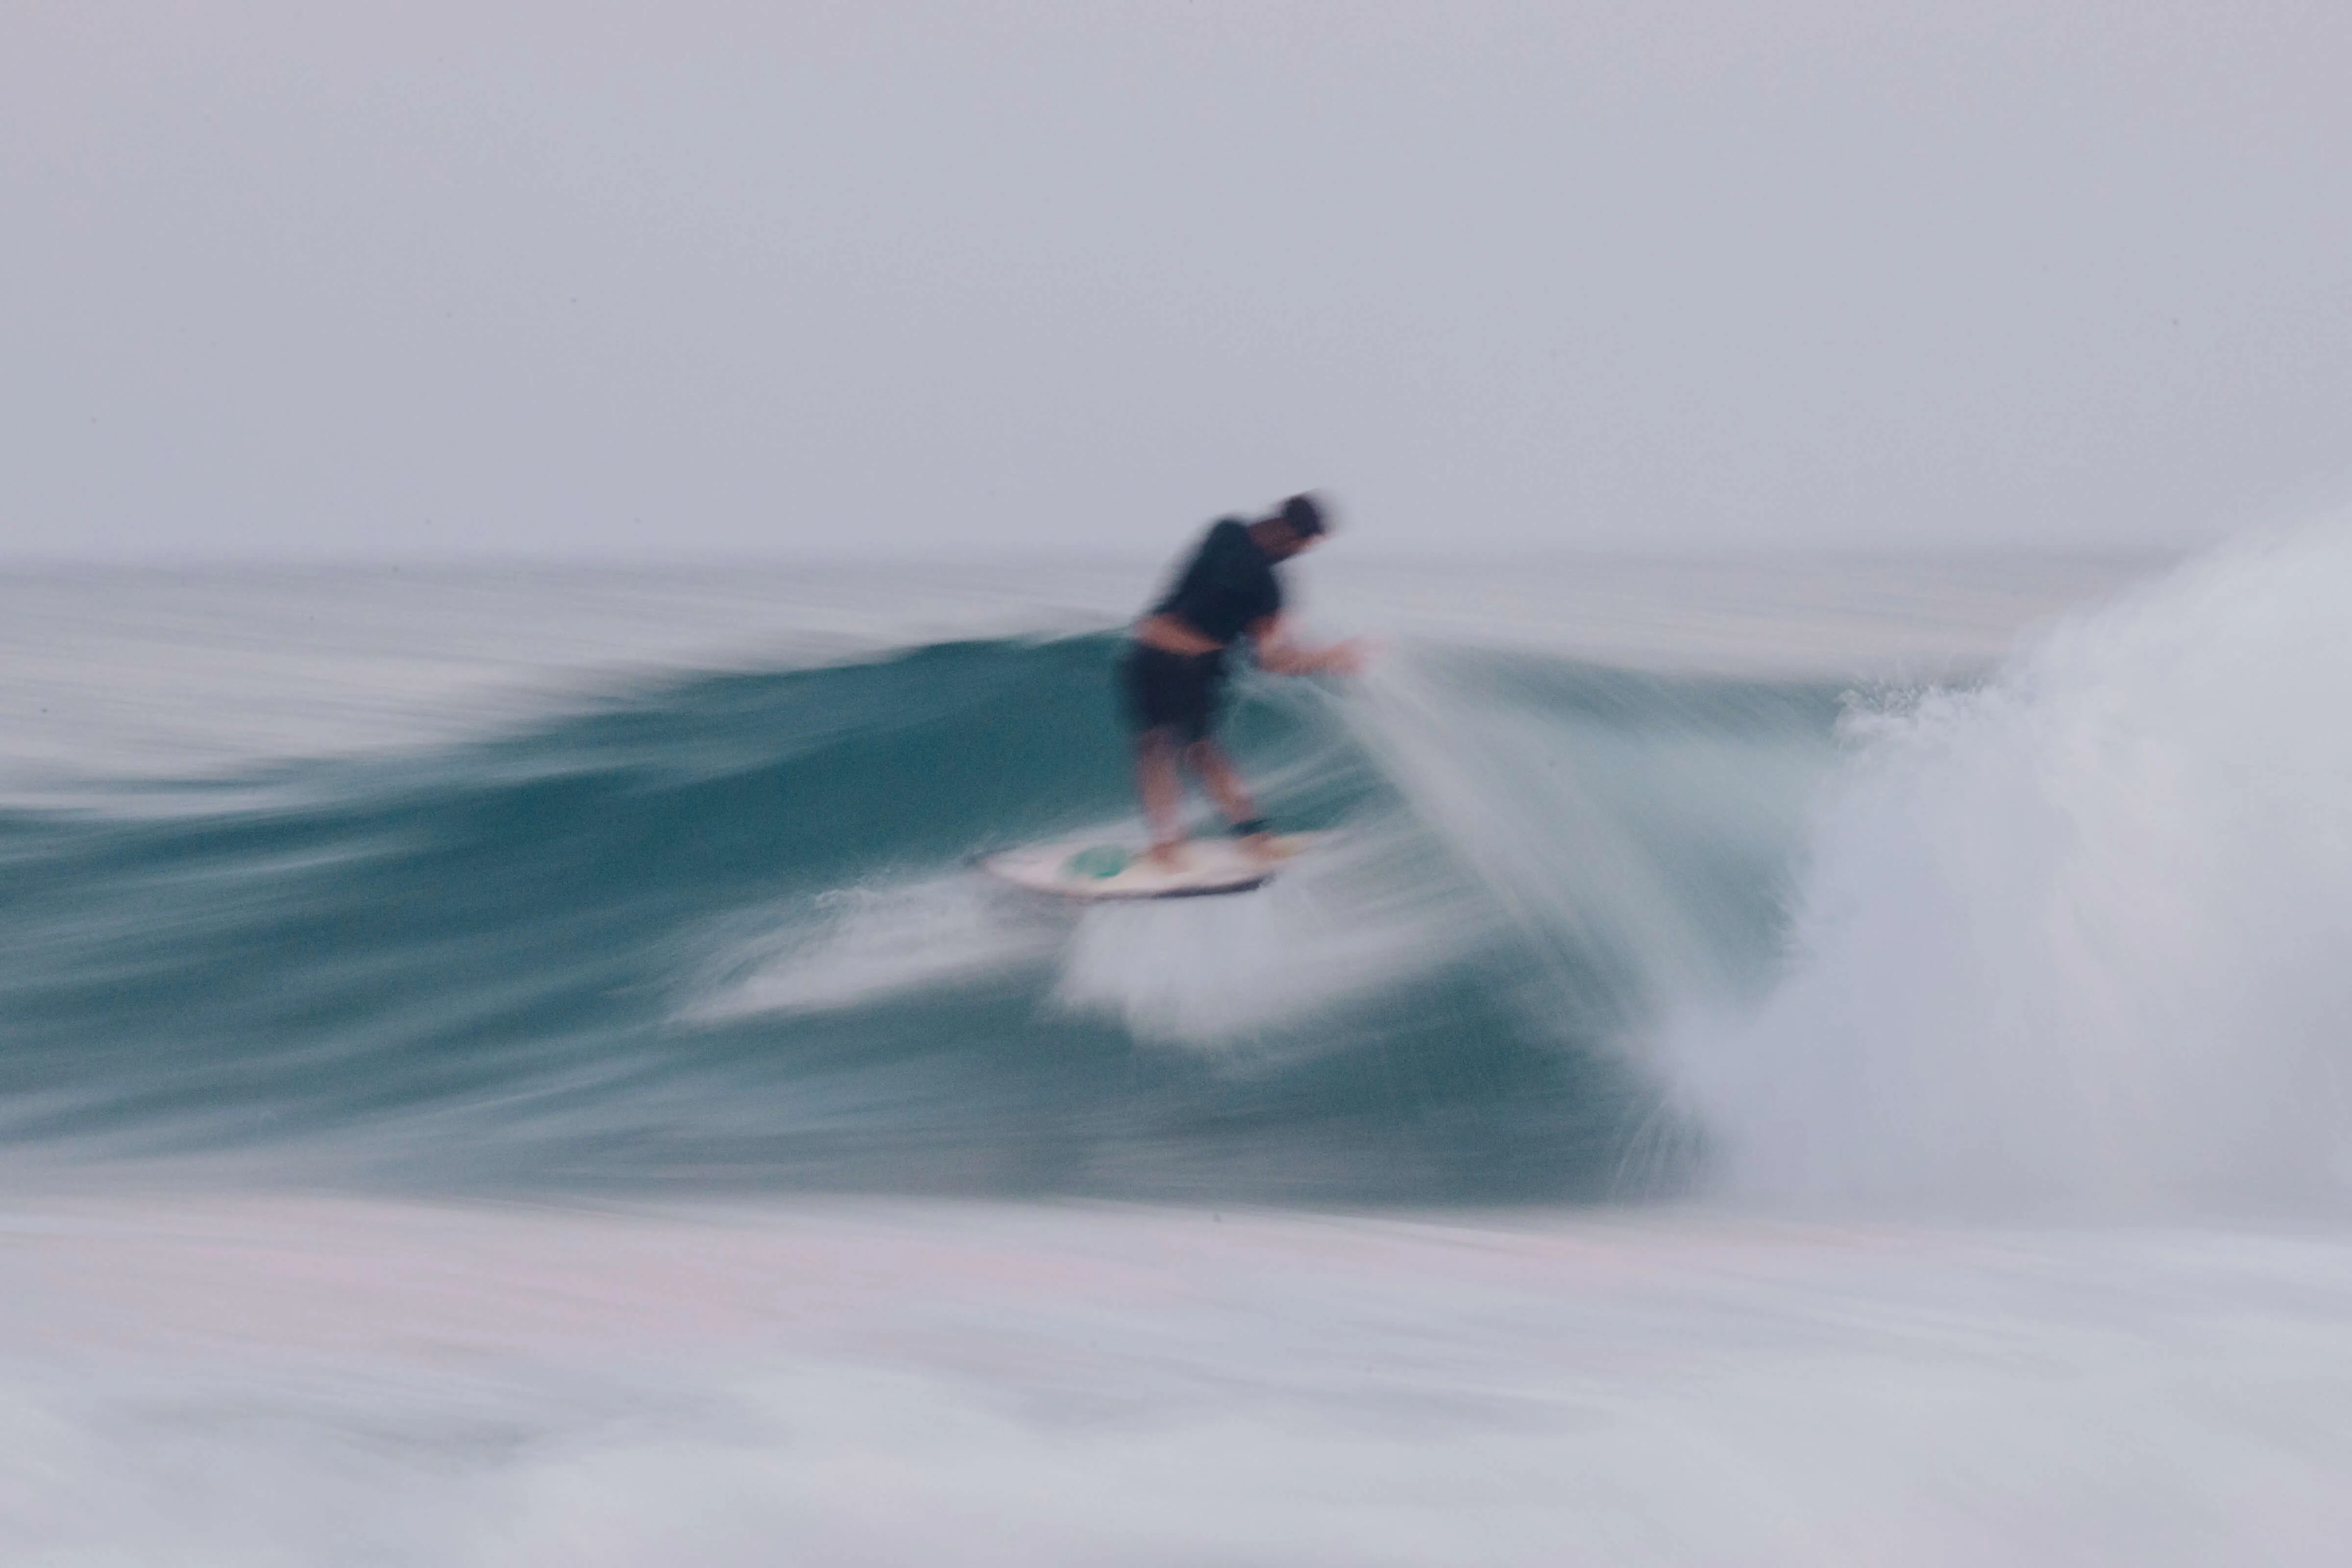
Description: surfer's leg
xmin=1122 ymin=644 xmax=1193 ymax=867
xmin=1185 ymin=739 xmax=1267 ymax=836
xmin=1136 ymin=729 xmax=1187 ymax=866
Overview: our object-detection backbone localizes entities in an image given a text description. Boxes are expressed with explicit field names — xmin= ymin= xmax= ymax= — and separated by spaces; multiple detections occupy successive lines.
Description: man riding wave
xmin=1122 ymin=492 xmax=1365 ymax=869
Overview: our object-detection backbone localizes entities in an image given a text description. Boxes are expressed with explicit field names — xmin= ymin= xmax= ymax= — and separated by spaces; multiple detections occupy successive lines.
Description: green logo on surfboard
xmin=1063 ymin=846 xmax=1130 ymax=880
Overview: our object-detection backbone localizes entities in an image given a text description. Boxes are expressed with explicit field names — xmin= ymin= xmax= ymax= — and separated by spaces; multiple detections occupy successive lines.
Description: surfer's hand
xmin=1317 ymin=639 xmax=1371 ymax=677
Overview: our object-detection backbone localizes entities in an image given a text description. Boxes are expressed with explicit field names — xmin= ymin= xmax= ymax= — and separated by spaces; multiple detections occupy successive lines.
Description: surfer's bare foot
xmin=1242 ymin=833 xmax=1293 ymax=863
xmin=1144 ymin=839 xmax=1188 ymax=871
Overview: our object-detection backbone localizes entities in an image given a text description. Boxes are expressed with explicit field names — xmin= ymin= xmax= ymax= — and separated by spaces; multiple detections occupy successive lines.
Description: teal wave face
xmin=0 ymin=636 xmax=1844 ymax=1202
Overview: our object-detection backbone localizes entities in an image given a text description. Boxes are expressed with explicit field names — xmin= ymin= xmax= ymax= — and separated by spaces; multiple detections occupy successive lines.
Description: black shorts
xmin=1120 ymin=643 xmax=1227 ymax=743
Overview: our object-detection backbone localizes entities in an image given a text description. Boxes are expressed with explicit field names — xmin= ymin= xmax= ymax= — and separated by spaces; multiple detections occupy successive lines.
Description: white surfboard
xmin=981 ymin=833 xmax=1325 ymax=901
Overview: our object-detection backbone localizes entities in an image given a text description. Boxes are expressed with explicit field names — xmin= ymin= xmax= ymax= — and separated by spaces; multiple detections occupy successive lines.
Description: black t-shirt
xmin=1151 ymin=519 xmax=1281 ymax=647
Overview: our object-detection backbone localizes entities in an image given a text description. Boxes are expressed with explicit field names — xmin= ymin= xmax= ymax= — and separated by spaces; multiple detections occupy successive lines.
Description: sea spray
xmin=1674 ymin=521 xmax=2352 ymax=1212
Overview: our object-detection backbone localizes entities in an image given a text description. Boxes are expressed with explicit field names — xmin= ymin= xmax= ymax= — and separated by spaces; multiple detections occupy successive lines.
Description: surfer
xmin=1123 ymin=493 xmax=1364 ymax=869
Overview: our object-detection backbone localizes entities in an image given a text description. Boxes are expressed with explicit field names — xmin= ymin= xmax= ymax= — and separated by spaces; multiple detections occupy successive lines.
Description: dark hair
xmin=1276 ymin=492 xmax=1328 ymax=539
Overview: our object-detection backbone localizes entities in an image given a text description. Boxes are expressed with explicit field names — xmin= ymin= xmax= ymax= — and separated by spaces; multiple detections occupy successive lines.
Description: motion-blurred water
xmin=9 ymin=539 xmax=2352 ymax=1564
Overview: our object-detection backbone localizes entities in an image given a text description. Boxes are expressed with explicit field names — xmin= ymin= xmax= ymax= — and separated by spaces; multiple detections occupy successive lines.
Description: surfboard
xmin=980 ymin=833 xmax=1324 ymax=901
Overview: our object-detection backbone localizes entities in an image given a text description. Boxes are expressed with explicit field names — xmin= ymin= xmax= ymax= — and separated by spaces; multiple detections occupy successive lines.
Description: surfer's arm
xmin=1249 ymin=617 xmax=1366 ymax=676
xmin=1133 ymin=613 xmax=1226 ymax=657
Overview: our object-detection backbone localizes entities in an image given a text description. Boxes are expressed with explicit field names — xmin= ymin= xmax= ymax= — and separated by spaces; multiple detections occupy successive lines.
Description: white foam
xmin=1674 ymin=519 xmax=2352 ymax=1213
xmin=1050 ymin=814 xmax=1485 ymax=1050
xmin=692 ymin=877 xmax=1064 ymax=1018
xmin=694 ymin=816 xmax=1481 ymax=1052
xmin=6 ymin=1195 xmax=2352 ymax=1566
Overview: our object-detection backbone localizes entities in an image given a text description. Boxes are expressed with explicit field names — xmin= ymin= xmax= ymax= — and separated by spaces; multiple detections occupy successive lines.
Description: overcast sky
xmin=4 ymin=1 xmax=2348 ymax=561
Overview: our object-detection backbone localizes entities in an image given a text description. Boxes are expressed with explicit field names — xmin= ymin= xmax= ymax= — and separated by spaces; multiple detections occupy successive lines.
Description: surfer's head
xmin=1254 ymin=492 xmax=1330 ymax=560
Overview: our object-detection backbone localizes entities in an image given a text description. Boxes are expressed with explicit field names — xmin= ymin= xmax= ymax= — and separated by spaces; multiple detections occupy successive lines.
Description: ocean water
xmin=5 ymin=538 xmax=2350 ymax=1563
